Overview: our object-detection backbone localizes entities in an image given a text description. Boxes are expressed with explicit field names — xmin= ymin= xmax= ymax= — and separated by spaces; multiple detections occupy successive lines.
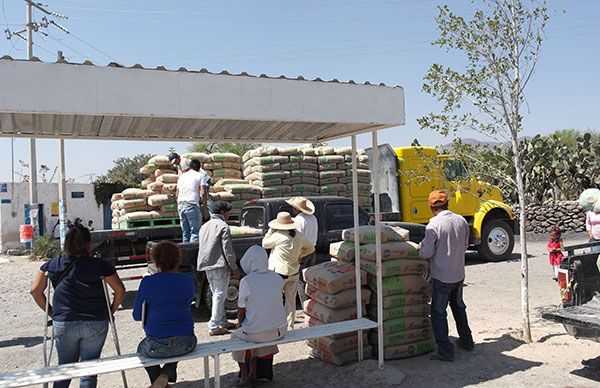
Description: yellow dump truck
xmin=370 ymin=145 xmax=517 ymax=262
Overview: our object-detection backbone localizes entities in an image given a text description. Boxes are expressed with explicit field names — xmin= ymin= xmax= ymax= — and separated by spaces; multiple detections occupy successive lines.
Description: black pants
xmin=297 ymin=252 xmax=317 ymax=305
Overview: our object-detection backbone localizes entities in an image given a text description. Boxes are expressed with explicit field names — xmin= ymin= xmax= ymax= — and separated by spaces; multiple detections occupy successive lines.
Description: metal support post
xmin=212 ymin=355 xmax=220 ymax=388
xmin=371 ymin=131 xmax=384 ymax=369
xmin=203 ymin=356 xmax=210 ymax=388
xmin=58 ymin=140 xmax=67 ymax=249
xmin=26 ymin=0 xmax=39 ymax=238
xmin=351 ymin=135 xmax=364 ymax=361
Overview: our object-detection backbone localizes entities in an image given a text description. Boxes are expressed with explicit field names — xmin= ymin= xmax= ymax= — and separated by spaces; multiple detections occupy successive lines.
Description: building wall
xmin=0 ymin=182 xmax=103 ymax=251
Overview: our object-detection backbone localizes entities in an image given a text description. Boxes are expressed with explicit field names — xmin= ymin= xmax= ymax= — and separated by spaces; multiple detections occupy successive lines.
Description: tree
xmin=418 ymin=0 xmax=548 ymax=342
xmin=188 ymin=142 xmax=261 ymax=157
xmin=96 ymin=153 xmax=154 ymax=188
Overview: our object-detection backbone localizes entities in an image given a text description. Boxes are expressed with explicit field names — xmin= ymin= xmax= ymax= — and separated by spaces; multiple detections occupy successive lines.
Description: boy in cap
xmin=420 ymin=190 xmax=474 ymax=362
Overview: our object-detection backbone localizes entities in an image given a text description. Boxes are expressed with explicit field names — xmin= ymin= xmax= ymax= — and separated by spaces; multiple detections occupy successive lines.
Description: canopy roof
xmin=0 ymin=57 xmax=404 ymax=143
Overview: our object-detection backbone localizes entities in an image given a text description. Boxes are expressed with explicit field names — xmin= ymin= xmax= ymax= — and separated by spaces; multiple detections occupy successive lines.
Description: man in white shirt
xmin=286 ymin=197 xmax=318 ymax=307
xmin=420 ymin=190 xmax=474 ymax=362
xmin=176 ymin=159 xmax=209 ymax=243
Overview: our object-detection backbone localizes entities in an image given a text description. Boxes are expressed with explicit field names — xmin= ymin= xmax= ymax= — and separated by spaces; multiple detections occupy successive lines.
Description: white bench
xmin=0 ymin=318 xmax=377 ymax=388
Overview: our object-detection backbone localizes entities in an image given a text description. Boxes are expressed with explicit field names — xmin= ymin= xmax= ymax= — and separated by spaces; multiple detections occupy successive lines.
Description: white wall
xmin=0 ymin=182 xmax=103 ymax=251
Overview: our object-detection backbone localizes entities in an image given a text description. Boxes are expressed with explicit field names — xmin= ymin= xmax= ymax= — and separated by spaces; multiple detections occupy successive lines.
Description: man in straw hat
xmin=286 ymin=197 xmax=318 ymax=314
xmin=420 ymin=190 xmax=474 ymax=362
xmin=262 ymin=212 xmax=314 ymax=329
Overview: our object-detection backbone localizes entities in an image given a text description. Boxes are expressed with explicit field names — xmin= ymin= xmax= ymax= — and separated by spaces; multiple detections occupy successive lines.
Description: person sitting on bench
xmin=231 ymin=245 xmax=287 ymax=386
xmin=133 ymin=241 xmax=197 ymax=388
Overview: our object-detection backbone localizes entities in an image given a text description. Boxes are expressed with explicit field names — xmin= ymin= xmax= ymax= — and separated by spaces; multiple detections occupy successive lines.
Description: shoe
xmin=150 ymin=373 xmax=169 ymax=388
xmin=209 ymin=327 xmax=230 ymax=336
xmin=553 ymin=277 xmax=558 ymax=282
xmin=221 ymin=322 xmax=237 ymax=330
xmin=235 ymin=377 xmax=253 ymax=387
xmin=456 ymin=340 xmax=474 ymax=351
xmin=430 ymin=353 xmax=453 ymax=362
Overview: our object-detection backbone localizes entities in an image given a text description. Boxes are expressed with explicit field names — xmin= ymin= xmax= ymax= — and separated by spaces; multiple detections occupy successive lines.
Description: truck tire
xmin=477 ymin=219 xmax=515 ymax=262
xmin=202 ymin=277 xmax=240 ymax=319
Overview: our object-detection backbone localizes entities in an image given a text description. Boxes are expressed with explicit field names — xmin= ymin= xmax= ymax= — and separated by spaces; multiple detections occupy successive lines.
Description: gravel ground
xmin=1 ymin=232 xmax=599 ymax=387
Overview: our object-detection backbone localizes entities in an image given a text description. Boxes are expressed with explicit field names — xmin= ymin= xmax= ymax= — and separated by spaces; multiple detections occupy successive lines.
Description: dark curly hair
xmin=152 ymin=240 xmax=181 ymax=272
xmin=63 ymin=226 xmax=91 ymax=257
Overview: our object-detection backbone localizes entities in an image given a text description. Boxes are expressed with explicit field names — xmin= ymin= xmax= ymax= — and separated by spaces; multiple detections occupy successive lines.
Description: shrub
xmin=29 ymin=236 xmax=60 ymax=261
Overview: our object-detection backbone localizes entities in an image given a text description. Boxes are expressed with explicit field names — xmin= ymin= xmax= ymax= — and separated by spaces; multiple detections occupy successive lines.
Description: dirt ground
xmin=1 ymin=233 xmax=599 ymax=387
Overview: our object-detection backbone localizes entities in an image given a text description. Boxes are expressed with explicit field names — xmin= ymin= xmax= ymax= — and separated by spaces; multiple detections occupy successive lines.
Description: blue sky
xmin=1 ymin=0 xmax=598 ymax=182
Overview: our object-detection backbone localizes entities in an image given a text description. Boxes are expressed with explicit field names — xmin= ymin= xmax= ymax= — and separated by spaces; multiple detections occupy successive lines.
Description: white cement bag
xmin=181 ymin=152 xmax=211 ymax=163
xmin=147 ymin=194 xmax=175 ymax=207
xmin=303 ymin=300 xmax=365 ymax=323
xmin=304 ymin=284 xmax=370 ymax=309
xmin=157 ymin=174 xmax=179 ymax=184
xmin=122 ymin=188 xmax=152 ymax=200
xmin=148 ymin=155 xmax=172 ymax=167
xmin=303 ymin=261 xmax=367 ymax=294
xmin=342 ymin=225 xmax=408 ymax=244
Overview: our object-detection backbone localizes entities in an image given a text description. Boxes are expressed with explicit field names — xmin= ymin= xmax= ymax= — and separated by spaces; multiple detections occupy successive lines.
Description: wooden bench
xmin=0 ymin=318 xmax=377 ymax=388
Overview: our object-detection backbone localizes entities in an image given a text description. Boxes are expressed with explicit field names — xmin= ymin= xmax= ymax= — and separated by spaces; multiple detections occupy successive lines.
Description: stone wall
xmin=514 ymin=201 xmax=587 ymax=234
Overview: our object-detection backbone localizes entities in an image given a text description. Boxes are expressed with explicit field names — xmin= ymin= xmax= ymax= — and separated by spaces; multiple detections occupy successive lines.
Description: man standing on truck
xmin=286 ymin=197 xmax=318 ymax=310
xmin=419 ymin=190 xmax=474 ymax=362
xmin=176 ymin=159 xmax=209 ymax=243
xmin=197 ymin=200 xmax=240 ymax=336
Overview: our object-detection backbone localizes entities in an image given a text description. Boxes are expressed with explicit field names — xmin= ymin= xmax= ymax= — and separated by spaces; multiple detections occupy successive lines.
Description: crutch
xmin=102 ymin=278 xmax=129 ymax=388
xmin=42 ymin=272 xmax=54 ymax=388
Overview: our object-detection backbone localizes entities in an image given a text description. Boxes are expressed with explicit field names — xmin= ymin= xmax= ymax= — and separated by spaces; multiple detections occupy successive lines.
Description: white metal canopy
xmin=0 ymin=58 xmax=404 ymax=143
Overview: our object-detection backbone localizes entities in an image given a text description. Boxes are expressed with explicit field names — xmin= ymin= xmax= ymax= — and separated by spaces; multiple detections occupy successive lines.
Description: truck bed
xmin=542 ymin=303 xmax=600 ymax=342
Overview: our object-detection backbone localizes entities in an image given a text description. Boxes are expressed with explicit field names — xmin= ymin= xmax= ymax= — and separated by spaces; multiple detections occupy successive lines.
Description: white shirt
xmin=176 ymin=169 xmax=209 ymax=205
xmin=294 ymin=213 xmax=318 ymax=246
xmin=419 ymin=210 xmax=469 ymax=283
xmin=238 ymin=271 xmax=287 ymax=333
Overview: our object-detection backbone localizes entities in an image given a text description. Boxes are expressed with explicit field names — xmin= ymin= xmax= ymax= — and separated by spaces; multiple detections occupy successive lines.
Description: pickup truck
xmin=542 ymin=242 xmax=600 ymax=342
xmin=145 ymin=196 xmax=425 ymax=317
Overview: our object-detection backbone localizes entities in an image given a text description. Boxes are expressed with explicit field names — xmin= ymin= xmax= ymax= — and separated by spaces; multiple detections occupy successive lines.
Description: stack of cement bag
xmin=180 ymin=152 xmax=243 ymax=181
xmin=303 ymin=261 xmax=371 ymax=365
xmin=339 ymin=148 xmax=373 ymax=212
xmin=139 ymin=155 xmax=179 ymax=195
xmin=212 ymin=179 xmax=262 ymax=215
xmin=242 ymin=146 xmax=291 ymax=199
xmin=110 ymin=189 xmax=177 ymax=228
xmin=329 ymin=225 xmax=434 ymax=360
xmin=314 ymin=146 xmax=347 ymax=198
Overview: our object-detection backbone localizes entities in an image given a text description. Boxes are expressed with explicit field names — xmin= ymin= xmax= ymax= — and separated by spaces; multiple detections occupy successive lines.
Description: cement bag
xmin=334 ymin=146 xmax=353 ymax=155
xmin=155 ymin=210 xmax=178 ymax=219
xmin=147 ymin=181 xmax=164 ymax=192
xmin=320 ymin=184 xmax=347 ymax=194
xmin=381 ymin=316 xmax=431 ymax=335
xmin=148 ymin=155 xmax=172 ymax=167
xmin=155 ymin=168 xmax=177 ymax=177
xmin=251 ymin=178 xmax=283 ymax=187
xmin=368 ymin=328 xmax=432 ymax=347
xmin=210 ymin=191 xmax=236 ymax=201
xmin=300 ymin=147 xmax=318 ymax=156
xmin=330 ymin=241 xmax=419 ymax=261
xmin=290 ymin=155 xmax=318 ymax=164
xmin=318 ymin=163 xmax=338 ymax=171
xmin=225 ymin=184 xmax=261 ymax=195
xmin=342 ymin=225 xmax=408 ymax=244
xmin=112 ymin=209 xmax=120 ymax=217
xmin=240 ymin=192 xmax=261 ymax=200
xmin=281 ymin=177 xmax=300 ymax=185
xmin=368 ymin=274 xmax=431 ymax=296
xmin=374 ymin=339 xmax=435 ymax=360
xmin=242 ymin=146 xmax=279 ymax=162
xmin=278 ymin=146 xmax=301 ymax=155
xmin=371 ymin=292 xmax=431 ymax=309
xmin=307 ymin=332 xmax=367 ymax=355
xmin=305 ymin=284 xmax=370 ymax=309
xmin=314 ymin=146 xmax=335 ymax=156
xmin=579 ymin=188 xmax=600 ymax=212
xmin=157 ymin=174 xmax=179 ymax=184
xmin=319 ymin=170 xmax=346 ymax=179
xmin=292 ymin=184 xmax=319 ymax=193
xmin=367 ymin=304 xmax=430 ymax=321
xmin=318 ymin=155 xmax=345 ymax=164
xmin=181 ymin=152 xmax=211 ymax=163
xmin=229 ymin=226 xmax=263 ymax=238
xmin=300 ymin=177 xmax=319 ymax=185
xmin=141 ymin=176 xmax=156 ymax=188
xmin=303 ymin=261 xmax=367 ymax=294
xmin=139 ymin=164 xmax=157 ymax=175
xmin=162 ymin=183 xmax=177 ymax=193
xmin=210 ymin=152 xmax=241 ymax=163
xmin=159 ymin=203 xmax=178 ymax=212
xmin=246 ymin=170 xmax=290 ymax=181
xmin=319 ymin=177 xmax=339 ymax=185
xmin=216 ymin=178 xmax=246 ymax=186
xmin=345 ymin=161 xmax=369 ymax=170
xmin=280 ymin=162 xmax=300 ymax=171
xmin=291 ymin=170 xmax=319 ymax=178
xmin=122 ymin=211 xmax=153 ymax=220
xmin=299 ymin=163 xmax=318 ymax=171
xmin=111 ymin=193 xmax=123 ymax=202
xmin=147 ymin=194 xmax=175 ymax=207
xmin=122 ymin=188 xmax=152 ymax=200
xmin=243 ymin=163 xmax=281 ymax=176
xmin=244 ymin=155 xmax=289 ymax=168
xmin=303 ymin=300 xmax=365 ymax=323
xmin=308 ymin=344 xmax=372 ymax=366
xmin=203 ymin=161 xmax=240 ymax=170
xmin=345 ymin=168 xmax=371 ymax=177
xmin=346 ymin=182 xmax=372 ymax=193
xmin=361 ymin=259 xmax=427 ymax=277
xmin=345 ymin=154 xmax=369 ymax=163
xmin=112 ymin=199 xmax=124 ymax=209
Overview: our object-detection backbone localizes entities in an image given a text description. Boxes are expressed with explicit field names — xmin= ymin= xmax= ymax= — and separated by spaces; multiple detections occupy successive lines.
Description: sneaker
xmin=456 ymin=340 xmax=475 ymax=351
xmin=221 ymin=322 xmax=237 ymax=330
xmin=209 ymin=327 xmax=230 ymax=336
xmin=430 ymin=353 xmax=453 ymax=362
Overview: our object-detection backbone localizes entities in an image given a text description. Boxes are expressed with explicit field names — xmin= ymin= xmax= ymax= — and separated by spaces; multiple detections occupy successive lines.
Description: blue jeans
xmin=53 ymin=320 xmax=109 ymax=388
xmin=206 ymin=267 xmax=231 ymax=331
xmin=430 ymin=279 xmax=474 ymax=360
xmin=178 ymin=203 xmax=202 ymax=243
xmin=137 ymin=334 xmax=197 ymax=383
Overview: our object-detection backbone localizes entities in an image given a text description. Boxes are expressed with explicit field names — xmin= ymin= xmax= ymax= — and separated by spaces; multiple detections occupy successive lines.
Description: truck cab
xmin=370 ymin=144 xmax=517 ymax=262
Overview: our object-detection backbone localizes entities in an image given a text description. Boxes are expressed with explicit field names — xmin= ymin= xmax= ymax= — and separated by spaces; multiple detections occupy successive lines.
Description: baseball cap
xmin=428 ymin=190 xmax=449 ymax=207
xmin=168 ymin=152 xmax=180 ymax=162
xmin=210 ymin=200 xmax=233 ymax=214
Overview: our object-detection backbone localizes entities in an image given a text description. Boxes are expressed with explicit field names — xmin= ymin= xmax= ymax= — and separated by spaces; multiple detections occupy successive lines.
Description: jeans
xmin=53 ymin=320 xmax=109 ymax=388
xmin=137 ymin=334 xmax=197 ymax=383
xmin=178 ymin=202 xmax=202 ymax=243
xmin=206 ymin=267 xmax=231 ymax=331
xmin=297 ymin=252 xmax=317 ymax=305
xmin=430 ymin=279 xmax=473 ymax=360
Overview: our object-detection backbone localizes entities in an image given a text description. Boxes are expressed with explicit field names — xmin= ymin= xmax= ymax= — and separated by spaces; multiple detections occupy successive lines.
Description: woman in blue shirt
xmin=30 ymin=226 xmax=126 ymax=388
xmin=133 ymin=240 xmax=197 ymax=387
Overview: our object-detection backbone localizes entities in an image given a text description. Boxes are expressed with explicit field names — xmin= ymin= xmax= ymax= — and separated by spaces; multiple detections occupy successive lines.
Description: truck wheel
xmin=477 ymin=220 xmax=514 ymax=262
xmin=202 ymin=277 xmax=240 ymax=319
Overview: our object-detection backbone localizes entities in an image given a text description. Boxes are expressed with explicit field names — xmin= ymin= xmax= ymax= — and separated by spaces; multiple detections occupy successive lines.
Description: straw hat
xmin=268 ymin=212 xmax=298 ymax=230
xmin=286 ymin=196 xmax=315 ymax=215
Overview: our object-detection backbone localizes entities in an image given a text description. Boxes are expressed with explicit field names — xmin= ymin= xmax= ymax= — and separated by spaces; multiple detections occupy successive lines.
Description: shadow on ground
xmin=572 ymin=356 xmax=600 ymax=383
xmin=0 ymin=336 xmax=44 ymax=348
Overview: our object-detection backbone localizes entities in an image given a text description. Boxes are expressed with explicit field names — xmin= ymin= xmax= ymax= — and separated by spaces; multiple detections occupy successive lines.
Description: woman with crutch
xmin=30 ymin=226 xmax=126 ymax=388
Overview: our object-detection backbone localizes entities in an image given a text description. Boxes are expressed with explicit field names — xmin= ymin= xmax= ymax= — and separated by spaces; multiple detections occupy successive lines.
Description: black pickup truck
xmin=542 ymin=242 xmax=600 ymax=342
xmin=146 ymin=196 xmax=424 ymax=317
